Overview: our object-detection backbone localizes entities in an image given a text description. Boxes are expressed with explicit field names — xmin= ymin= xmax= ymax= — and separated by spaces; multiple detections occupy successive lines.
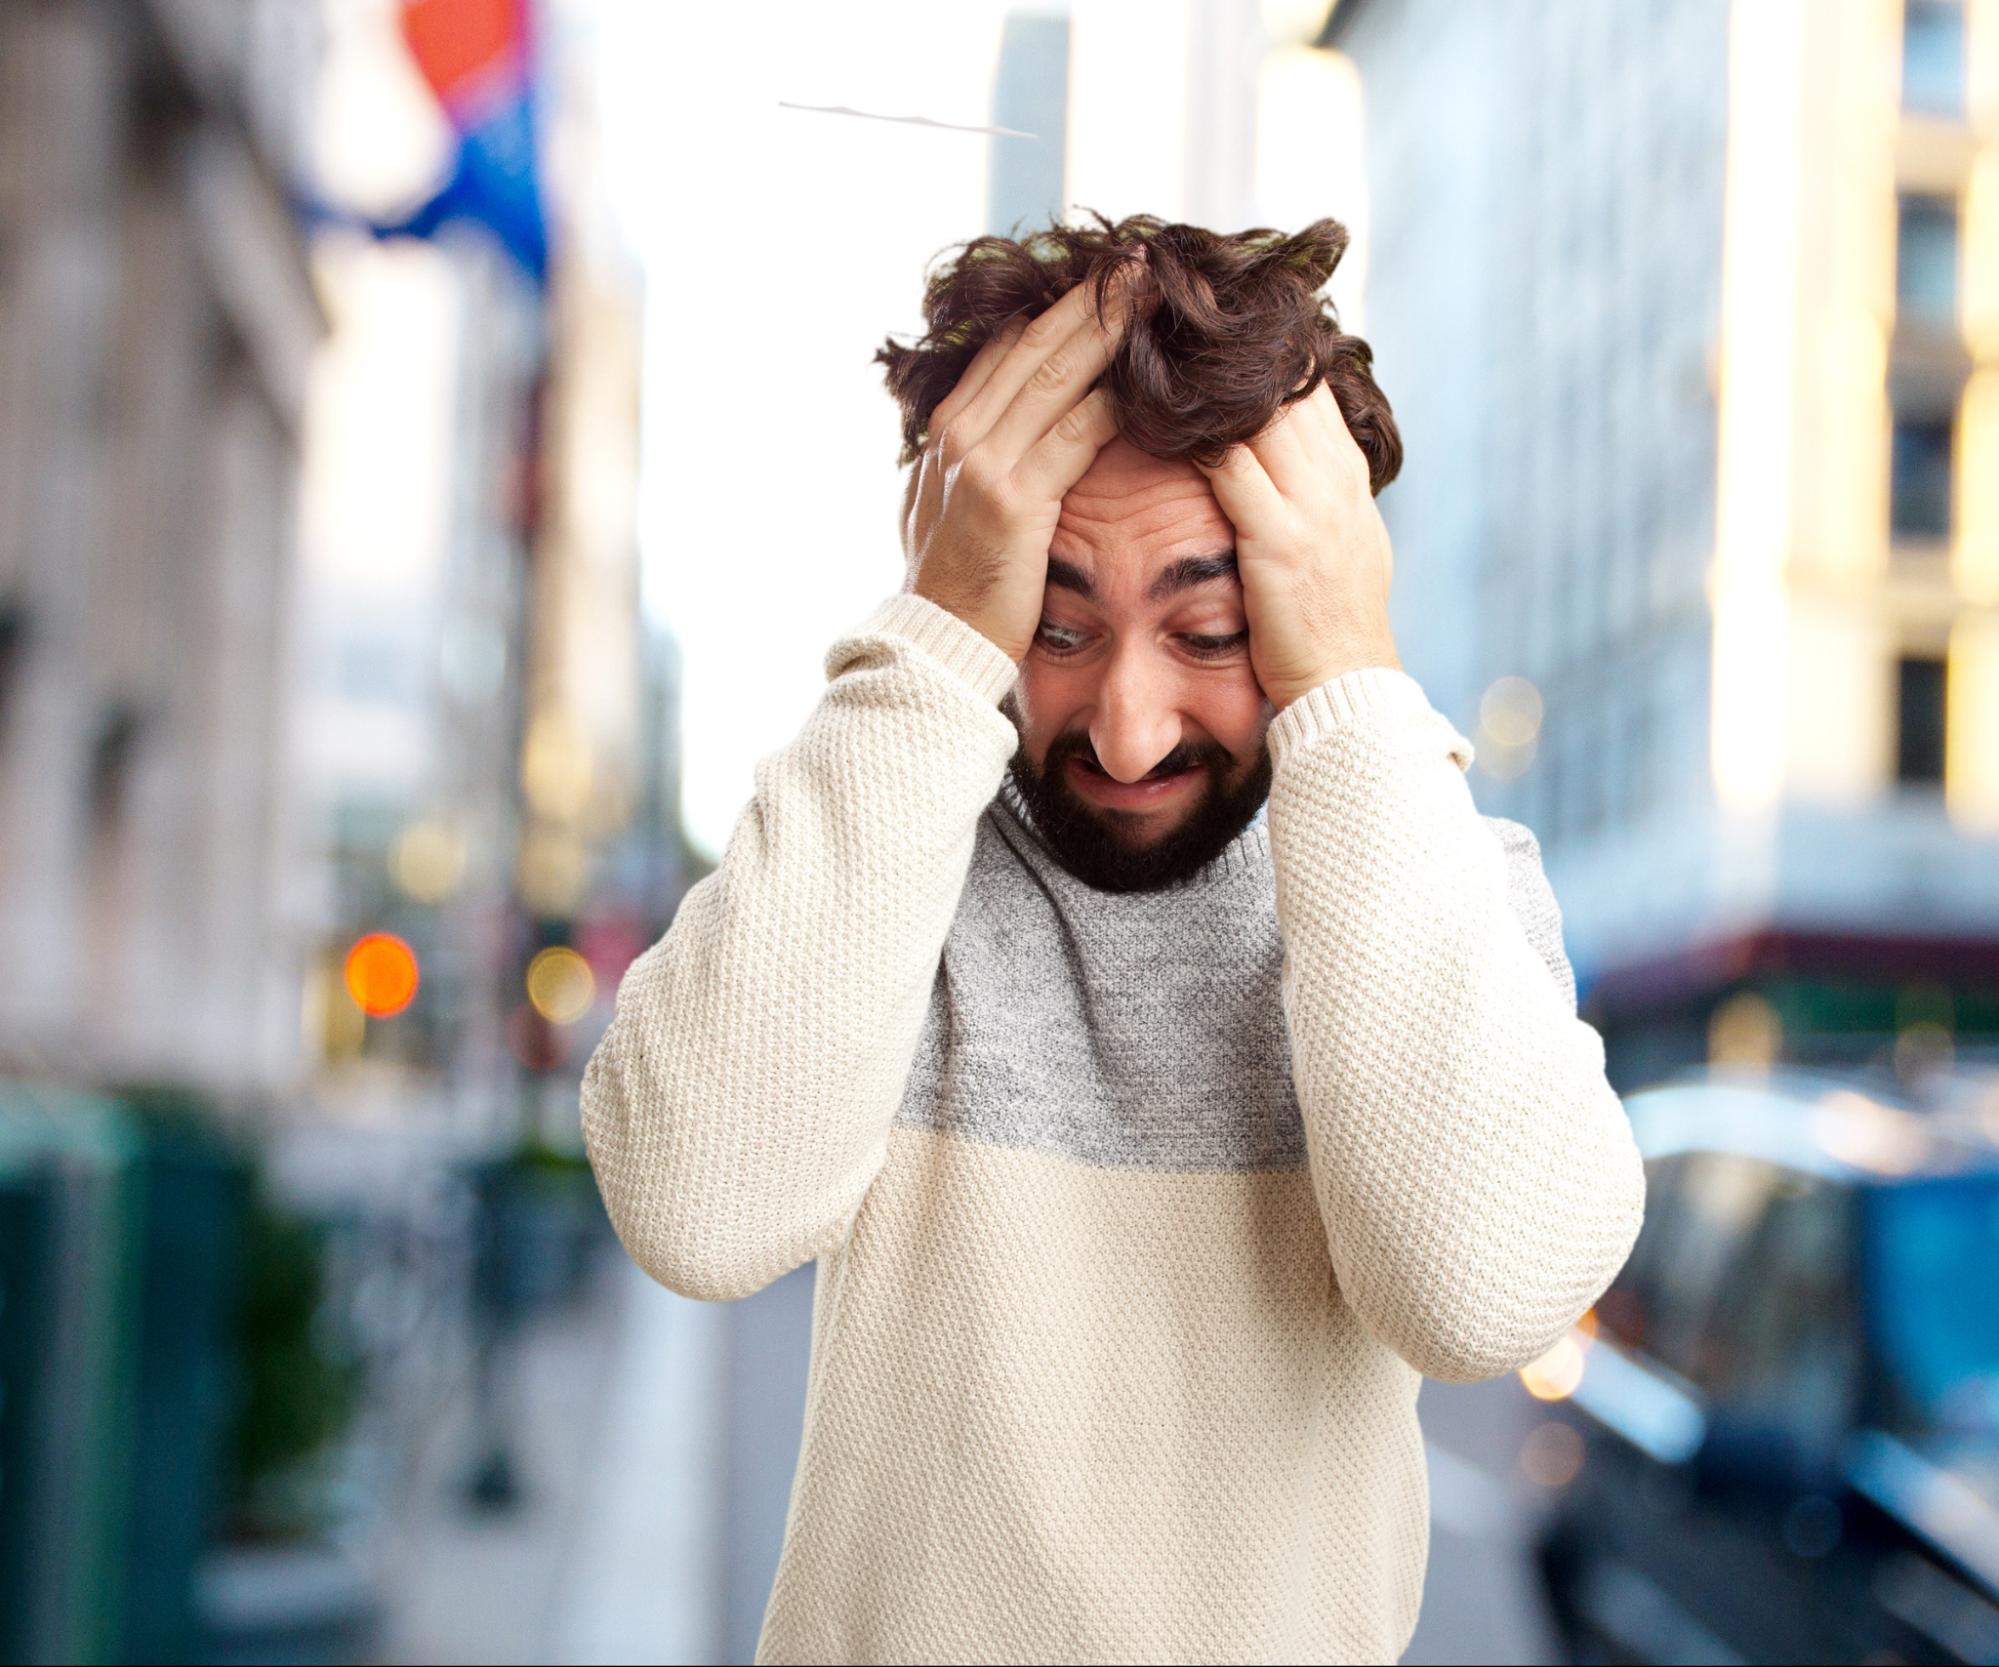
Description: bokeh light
xmin=525 ymin=945 xmax=596 ymax=1025
xmin=1475 ymin=675 xmax=1543 ymax=781
xmin=1812 ymin=1089 xmax=1931 ymax=1176
xmin=1708 ymin=989 xmax=1782 ymax=1068
xmin=389 ymin=817 xmax=469 ymax=903
xmin=1517 ymin=1420 xmax=1587 ymax=1489
xmin=1519 ymin=1332 xmax=1588 ymax=1402
xmin=344 ymin=931 xmax=422 ymax=1018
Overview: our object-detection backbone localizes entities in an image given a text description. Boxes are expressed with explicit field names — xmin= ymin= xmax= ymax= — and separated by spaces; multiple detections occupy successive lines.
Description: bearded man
xmin=581 ymin=212 xmax=1646 ymax=1666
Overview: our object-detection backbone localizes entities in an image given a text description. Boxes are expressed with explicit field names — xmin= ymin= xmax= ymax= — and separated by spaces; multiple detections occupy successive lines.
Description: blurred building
xmin=0 ymin=0 xmax=323 ymax=1104
xmin=291 ymin=0 xmax=546 ymax=1130
xmin=515 ymin=11 xmax=686 ymax=1138
xmin=292 ymin=0 xmax=680 ymax=1138
xmin=1324 ymin=0 xmax=1999 ymax=1089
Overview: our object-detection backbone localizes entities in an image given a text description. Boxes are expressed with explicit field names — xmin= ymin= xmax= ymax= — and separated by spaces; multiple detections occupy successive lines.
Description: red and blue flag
xmin=385 ymin=0 xmax=549 ymax=285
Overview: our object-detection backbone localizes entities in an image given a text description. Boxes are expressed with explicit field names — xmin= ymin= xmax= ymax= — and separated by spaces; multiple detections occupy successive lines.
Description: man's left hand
xmin=1194 ymin=381 xmax=1401 ymax=712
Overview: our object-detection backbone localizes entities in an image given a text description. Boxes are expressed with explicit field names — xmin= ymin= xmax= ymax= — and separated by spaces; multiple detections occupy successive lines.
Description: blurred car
xmin=1533 ymin=1065 xmax=1999 ymax=1666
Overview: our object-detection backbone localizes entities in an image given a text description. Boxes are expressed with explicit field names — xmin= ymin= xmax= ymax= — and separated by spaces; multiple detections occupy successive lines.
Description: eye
xmin=1034 ymin=622 xmax=1091 ymax=655
xmin=1180 ymin=631 xmax=1249 ymax=660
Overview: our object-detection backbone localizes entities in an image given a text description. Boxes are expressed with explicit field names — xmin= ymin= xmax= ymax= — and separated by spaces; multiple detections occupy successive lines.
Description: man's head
xmin=876 ymin=212 xmax=1400 ymax=892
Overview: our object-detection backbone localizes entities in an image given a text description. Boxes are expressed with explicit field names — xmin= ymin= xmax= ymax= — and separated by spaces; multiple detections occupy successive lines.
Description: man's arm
xmin=579 ymin=594 xmax=1018 ymax=1301
xmin=582 ymin=265 xmax=1141 ymax=1302
xmin=1264 ymin=666 xmax=1646 ymax=1383
xmin=583 ymin=259 xmax=1143 ymax=1295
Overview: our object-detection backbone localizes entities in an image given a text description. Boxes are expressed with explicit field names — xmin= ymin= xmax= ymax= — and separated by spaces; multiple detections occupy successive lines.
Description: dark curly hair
xmin=874 ymin=209 xmax=1401 ymax=496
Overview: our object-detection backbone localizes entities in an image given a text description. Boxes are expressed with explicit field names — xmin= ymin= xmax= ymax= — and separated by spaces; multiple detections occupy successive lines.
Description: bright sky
xmin=595 ymin=1 xmax=1026 ymax=861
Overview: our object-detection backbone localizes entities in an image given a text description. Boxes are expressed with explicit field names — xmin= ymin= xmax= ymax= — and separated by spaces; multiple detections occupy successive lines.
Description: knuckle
xmin=1028 ymin=352 xmax=1072 ymax=393
xmin=1052 ymin=401 xmax=1098 ymax=445
xmin=955 ymin=449 xmax=1001 ymax=497
xmin=1019 ymin=310 xmax=1061 ymax=350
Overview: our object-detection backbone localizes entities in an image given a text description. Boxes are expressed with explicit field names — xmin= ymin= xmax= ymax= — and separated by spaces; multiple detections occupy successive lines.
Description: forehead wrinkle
xmin=1055 ymin=482 xmax=1230 ymax=548
xmin=1049 ymin=441 xmax=1234 ymax=594
xmin=1059 ymin=474 xmax=1216 ymax=523
xmin=1051 ymin=506 xmax=1236 ymax=580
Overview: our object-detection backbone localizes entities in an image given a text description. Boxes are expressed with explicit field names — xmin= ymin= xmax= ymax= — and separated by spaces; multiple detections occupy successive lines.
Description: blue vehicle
xmin=1533 ymin=1067 xmax=1999 ymax=1665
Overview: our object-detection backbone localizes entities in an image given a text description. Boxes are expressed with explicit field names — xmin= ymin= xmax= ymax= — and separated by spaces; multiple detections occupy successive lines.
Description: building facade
xmin=0 ymin=0 xmax=323 ymax=1104
xmin=1325 ymin=0 xmax=1999 ymax=1088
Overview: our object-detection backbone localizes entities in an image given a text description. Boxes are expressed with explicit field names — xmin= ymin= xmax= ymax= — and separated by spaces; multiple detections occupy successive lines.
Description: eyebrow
xmin=1044 ymin=550 xmax=1238 ymax=604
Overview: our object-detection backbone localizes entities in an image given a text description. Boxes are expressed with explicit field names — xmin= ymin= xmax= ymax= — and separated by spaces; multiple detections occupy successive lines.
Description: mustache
xmin=1047 ymin=734 xmax=1230 ymax=780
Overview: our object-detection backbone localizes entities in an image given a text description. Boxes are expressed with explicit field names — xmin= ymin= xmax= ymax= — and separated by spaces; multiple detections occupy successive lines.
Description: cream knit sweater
xmin=580 ymin=590 xmax=1647 ymax=1666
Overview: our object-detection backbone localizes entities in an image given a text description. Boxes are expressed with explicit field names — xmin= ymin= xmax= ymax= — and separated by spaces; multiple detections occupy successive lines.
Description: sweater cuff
xmin=833 ymin=591 xmax=1022 ymax=708
xmin=1266 ymin=665 xmax=1475 ymax=772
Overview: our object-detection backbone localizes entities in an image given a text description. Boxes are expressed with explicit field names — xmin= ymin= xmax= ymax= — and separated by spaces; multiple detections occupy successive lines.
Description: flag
xmin=381 ymin=0 xmax=550 ymax=286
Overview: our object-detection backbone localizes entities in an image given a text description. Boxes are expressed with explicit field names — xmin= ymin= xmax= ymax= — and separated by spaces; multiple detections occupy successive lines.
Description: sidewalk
xmin=372 ymin=1255 xmax=732 ymax=1665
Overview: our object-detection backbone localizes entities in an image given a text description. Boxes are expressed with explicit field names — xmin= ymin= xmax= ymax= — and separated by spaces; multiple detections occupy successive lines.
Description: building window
xmin=1889 ymin=412 xmax=1954 ymax=542
xmin=1902 ymin=0 xmax=1965 ymax=118
xmin=1895 ymin=654 xmax=1947 ymax=786
xmin=1895 ymin=192 xmax=1959 ymax=325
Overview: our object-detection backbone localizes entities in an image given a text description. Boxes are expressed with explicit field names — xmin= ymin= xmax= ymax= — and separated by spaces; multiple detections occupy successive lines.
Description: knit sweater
xmin=580 ymin=590 xmax=1647 ymax=1666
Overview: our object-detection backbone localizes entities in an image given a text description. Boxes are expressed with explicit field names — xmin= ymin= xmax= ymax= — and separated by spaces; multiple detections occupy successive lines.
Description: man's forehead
xmin=1062 ymin=435 xmax=1216 ymax=511
xmin=1049 ymin=437 xmax=1236 ymax=601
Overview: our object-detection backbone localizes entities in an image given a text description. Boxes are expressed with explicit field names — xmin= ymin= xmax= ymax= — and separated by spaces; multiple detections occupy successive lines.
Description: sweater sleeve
xmin=579 ymin=591 xmax=1021 ymax=1302
xmin=1264 ymin=665 xmax=1647 ymax=1383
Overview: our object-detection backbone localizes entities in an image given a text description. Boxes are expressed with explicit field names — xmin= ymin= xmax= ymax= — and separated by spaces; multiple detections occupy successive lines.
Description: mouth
xmin=1066 ymin=755 xmax=1202 ymax=809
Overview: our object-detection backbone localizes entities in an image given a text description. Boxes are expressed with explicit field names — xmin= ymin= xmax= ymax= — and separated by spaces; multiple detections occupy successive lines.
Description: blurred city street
xmin=256 ymin=1244 xmax=1572 ymax=1666
xmin=5 ymin=0 xmax=1999 ymax=1661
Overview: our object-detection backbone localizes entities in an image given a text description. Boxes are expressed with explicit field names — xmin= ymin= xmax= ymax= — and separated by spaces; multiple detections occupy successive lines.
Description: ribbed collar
xmin=990 ymin=770 xmax=1271 ymax=896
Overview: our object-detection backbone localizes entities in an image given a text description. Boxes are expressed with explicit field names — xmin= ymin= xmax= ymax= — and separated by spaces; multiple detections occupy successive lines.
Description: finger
xmin=928 ymin=313 xmax=1030 ymax=436
xmin=955 ymin=263 xmax=1142 ymax=448
xmin=1315 ymin=383 xmax=1372 ymax=486
xmin=1192 ymin=443 xmax=1282 ymax=528
xmin=1244 ymin=397 xmax=1317 ymax=500
xmin=977 ymin=296 xmax=1132 ymax=464
xmin=1011 ymin=385 xmax=1119 ymax=503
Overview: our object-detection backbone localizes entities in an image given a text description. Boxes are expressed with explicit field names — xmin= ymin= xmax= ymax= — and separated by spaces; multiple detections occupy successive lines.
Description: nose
xmin=1088 ymin=642 xmax=1184 ymax=783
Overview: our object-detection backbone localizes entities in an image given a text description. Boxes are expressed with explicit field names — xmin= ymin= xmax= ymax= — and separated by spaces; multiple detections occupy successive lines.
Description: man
xmin=581 ymin=212 xmax=1646 ymax=1665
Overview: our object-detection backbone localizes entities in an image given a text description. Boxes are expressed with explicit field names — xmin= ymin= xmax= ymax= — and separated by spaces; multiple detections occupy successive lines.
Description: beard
xmin=999 ymin=692 xmax=1274 ymax=894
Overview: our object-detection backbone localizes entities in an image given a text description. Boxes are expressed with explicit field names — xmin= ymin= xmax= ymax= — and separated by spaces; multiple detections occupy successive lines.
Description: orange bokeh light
xmin=344 ymin=932 xmax=421 ymax=1018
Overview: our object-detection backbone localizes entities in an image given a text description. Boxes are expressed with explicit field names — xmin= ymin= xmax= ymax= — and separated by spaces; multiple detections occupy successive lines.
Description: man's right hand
xmin=900 ymin=255 xmax=1144 ymax=664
